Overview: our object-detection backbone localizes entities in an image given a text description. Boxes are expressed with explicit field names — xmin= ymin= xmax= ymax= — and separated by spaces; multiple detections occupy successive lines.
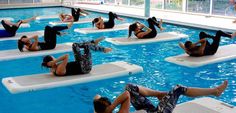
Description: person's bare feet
xmin=94 ymin=37 xmax=105 ymax=45
xmin=158 ymin=19 xmax=165 ymax=31
xmin=214 ymin=80 xmax=228 ymax=97
xmin=67 ymin=22 xmax=73 ymax=29
xmin=117 ymin=17 xmax=124 ymax=21
xmin=231 ymin=32 xmax=236 ymax=39
xmin=104 ymin=48 xmax=112 ymax=53
xmin=233 ymin=20 xmax=236 ymax=23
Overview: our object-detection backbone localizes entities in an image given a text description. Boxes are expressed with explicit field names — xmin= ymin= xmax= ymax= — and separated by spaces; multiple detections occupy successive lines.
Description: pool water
xmin=0 ymin=7 xmax=235 ymax=113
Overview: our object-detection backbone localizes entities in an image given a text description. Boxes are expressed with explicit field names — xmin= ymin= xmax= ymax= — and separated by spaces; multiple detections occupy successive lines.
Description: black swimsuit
xmin=189 ymin=31 xmax=231 ymax=57
xmin=104 ymin=12 xmax=118 ymax=29
xmin=135 ymin=17 xmax=160 ymax=39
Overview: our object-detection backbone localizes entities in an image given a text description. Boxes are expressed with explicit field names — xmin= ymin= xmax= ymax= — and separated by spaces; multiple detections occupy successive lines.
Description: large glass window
xmin=151 ymin=0 xmax=163 ymax=9
xmin=104 ymin=0 xmax=115 ymax=4
xmin=10 ymin=0 xmax=33 ymax=3
xmin=187 ymin=0 xmax=210 ymax=13
xmin=130 ymin=0 xmax=144 ymax=7
xmin=122 ymin=0 xmax=129 ymax=5
xmin=213 ymin=0 xmax=234 ymax=16
xmin=164 ymin=0 xmax=182 ymax=10
xmin=0 ymin=0 xmax=8 ymax=4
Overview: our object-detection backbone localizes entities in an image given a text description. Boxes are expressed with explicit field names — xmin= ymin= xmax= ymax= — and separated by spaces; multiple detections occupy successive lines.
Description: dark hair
xmin=42 ymin=55 xmax=53 ymax=68
xmin=184 ymin=41 xmax=192 ymax=50
xmin=17 ymin=35 xmax=28 ymax=52
xmin=93 ymin=97 xmax=111 ymax=113
xmin=92 ymin=18 xmax=99 ymax=26
xmin=128 ymin=23 xmax=137 ymax=37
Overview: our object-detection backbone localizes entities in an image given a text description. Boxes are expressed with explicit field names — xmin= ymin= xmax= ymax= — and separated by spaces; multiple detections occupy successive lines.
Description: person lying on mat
xmin=93 ymin=80 xmax=228 ymax=113
xmin=0 ymin=16 xmax=36 ymax=38
xmin=92 ymin=12 xmax=124 ymax=29
xmin=41 ymin=37 xmax=112 ymax=76
xmin=179 ymin=30 xmax=236 ymax=57
xmin=17 ymin=22 xmax=73 ymax=52
xmin=59 ymin=8 xmax=89 ymax=22
xmin=128 ymin=17 xmax=164 ymax=39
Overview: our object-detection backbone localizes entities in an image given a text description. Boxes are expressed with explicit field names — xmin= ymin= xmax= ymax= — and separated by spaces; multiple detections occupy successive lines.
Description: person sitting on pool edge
xmin=92 ymin=12 xmax=124 ymax=29
xmin=41 ymin=37 xmax=112 ymax=76
xmin=93 ymin=80 xmax=228 ymax=113
xmin=179 ymin=30 xmax=236 ymax=57
xmin=0 ymin=16 xmax=36 ymax=38
xmin=128 ymin=17 xmax=164 ymax=39
xmin=17 ymin=22 xmax=73 ymax=52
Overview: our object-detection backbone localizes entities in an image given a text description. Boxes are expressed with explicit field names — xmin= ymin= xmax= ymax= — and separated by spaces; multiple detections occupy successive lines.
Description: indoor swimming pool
xmin=0 ymin=7 xmax=235 ymax=113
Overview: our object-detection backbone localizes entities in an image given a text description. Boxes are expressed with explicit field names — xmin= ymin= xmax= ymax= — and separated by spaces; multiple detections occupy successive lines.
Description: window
xmin=164 ymin=0 xmax=182 ymax=10
xmin=130 ymin=0 xmax=144 ymax=7
xmin=213 ymin=0 xmax=234 ymax=16
xmin=151 ymin=0 xmax=163 ymax=9
xmin=187 ymin=0 xmax=210 ymax=13
xmin=10 ymin=0 xmax=33 ymax=3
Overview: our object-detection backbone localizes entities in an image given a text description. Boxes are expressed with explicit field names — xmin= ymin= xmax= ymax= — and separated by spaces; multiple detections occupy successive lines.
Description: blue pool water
xmin=0 ymin=7 xmax=235 ymax=113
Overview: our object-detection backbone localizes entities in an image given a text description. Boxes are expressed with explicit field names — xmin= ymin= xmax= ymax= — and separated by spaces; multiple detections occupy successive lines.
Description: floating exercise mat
xmin=74 ymin=23 xmax=130 ymax=34
xmin=36 ymin=15 xmax=58 ymax=20
xmin=2 ymin=61 xmax=143 ymax=94
xmin=105 ymin=32 xmax=188 ymax=45
xmin=0 ymin=30 xmax=44 ymax=41
xmin=165 ymin=44 xmax=236 ymax=67
xmin=0 ymin=23 xmax=30 ymax=29
xmin=132 ymin=97 xmax=235 ymax=113
xmin=173 ymin=97 xmax=235 ymax=113
xmin=0 ymin=43 xmax=72 ymax=61
xmin=0 ymin=17 xmax=14 ymax=21
xmin=49 ymin=18 xmax=107 ymax=25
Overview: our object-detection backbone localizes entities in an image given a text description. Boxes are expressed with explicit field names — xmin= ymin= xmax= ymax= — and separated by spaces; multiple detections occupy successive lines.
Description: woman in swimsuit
xmin=179 ymin=30 xmax=235 ymax=57
xmin=92 ymin=12 xmax=124 ymax=29
xmin=0 ymin=16 xmax=36 ymax=38
xmin=41 ymin=37 xmax=112 ymax=76
xmin=128 ymin=17 xmax=164 ymax=39
xmin=17 ymin=22 xmax=73 ymax=52
xmin=59 ymin=8 xmax=89 ymax=22
xmin=93 ymin=80 xmax=228 ymax=113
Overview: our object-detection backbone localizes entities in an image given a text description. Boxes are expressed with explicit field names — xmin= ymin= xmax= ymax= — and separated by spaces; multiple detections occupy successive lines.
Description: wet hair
xmin=42 ymin=55 xmax=53 ymax=68
xmin=184 ymin=41 xmax=192 ymax=50
xmin=17 ymin=35 xmax=28 ymax=52
xmin=92 ymin=18 xmax=99 ymax=26
xmin=128 ymin=23 xmax=138 ymax=37
xmin=93 ymin=97 xmax=111 ymax=113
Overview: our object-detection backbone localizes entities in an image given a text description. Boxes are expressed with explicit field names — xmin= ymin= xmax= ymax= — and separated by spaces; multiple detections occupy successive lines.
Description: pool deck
xmin=66 ymin=4 xmax=236 ymax=32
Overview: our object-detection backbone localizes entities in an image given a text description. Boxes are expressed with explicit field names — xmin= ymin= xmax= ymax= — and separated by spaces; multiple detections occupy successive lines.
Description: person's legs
xmin=125 ymin=84 xmax=156 ymax=111
xmin=1 ymin=20 xmax=21 ymax=35
xmin=137 ymin=85 xmax=167 ymax=101
xmin=141 ymin=18 xmax=157 ymax=38
xmin=185 ymin=80 xmax=228 ymax=97
xmin=151 ymin=17 xmax=164 ymax=31
xmin=20 ymin=16 xmax=36 ymax=23
xmin=155 ymin=80 xmax=228 ymax=113
xmin=207 ymin=30 xmax=231 ymax=54
xmin=43 ymin=26 xmax=57 ymax=49
xmin=72 ymin=43 xmax=92 ymax=74
xmin=156 ymin=85 xmax=187 ymax=113
xmin=72 ymin=8 xmax=80 ymax=21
